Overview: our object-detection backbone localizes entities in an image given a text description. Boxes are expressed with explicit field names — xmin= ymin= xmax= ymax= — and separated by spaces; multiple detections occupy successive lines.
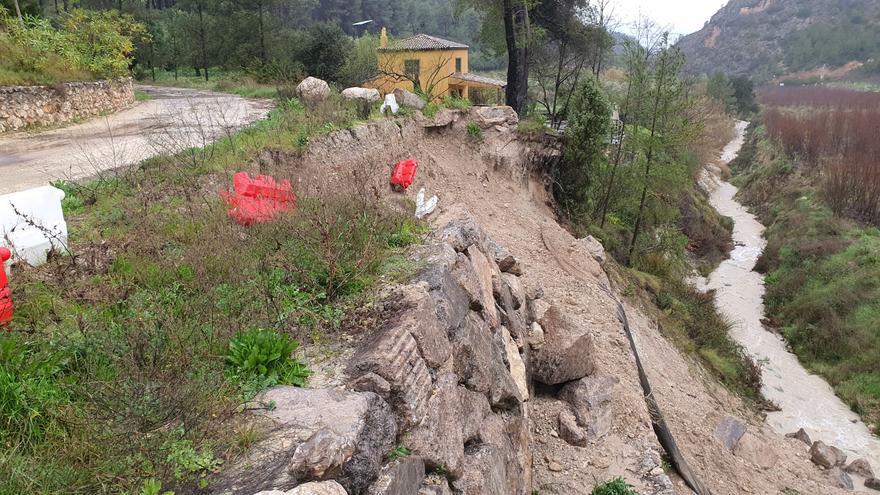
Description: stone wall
xmin=0 ymin=78 xmax=135 ymax=133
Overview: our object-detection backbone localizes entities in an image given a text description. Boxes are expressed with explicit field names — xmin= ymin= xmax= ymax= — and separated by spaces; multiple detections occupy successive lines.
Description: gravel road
xmin=0 ymin=85 xmax=273 ymax=194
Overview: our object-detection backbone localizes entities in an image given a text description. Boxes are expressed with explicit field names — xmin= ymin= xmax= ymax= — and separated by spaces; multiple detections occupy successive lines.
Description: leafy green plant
xmin=140 ymin=478 xmax=174 ymax=495
xmin=592 ymin=478 xmax=639 ymax=495
xmin=466 ymin=122 xmax=483 ymax=142
xmin=163 ymin=430 xmax=222 ymax=480
xmin=388 ymin=445 xmax=410 ymax=460
xmin=423 ymin=102 xmax=440 ymax=118
xmin=226 ymin=328 xmax=311 ymax=387
xmin=443 ymin=95 xmax=471 ymax=110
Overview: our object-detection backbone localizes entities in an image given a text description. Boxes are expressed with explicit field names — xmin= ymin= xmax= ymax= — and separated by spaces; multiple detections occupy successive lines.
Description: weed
xmin=592 ymin=478 xmax=639 ymax=495
xmin=443 ymin=95 xmax=472 ymax=110
xmin=466 ymin=122 xmax=484 ymax=142
xmin=423 ymin=102 xmax=440 ymax=118
xmin=141 ymin=478 xmax=175 ymax=495
xmin=388 ymin=445 xmax=410 ymax=460
xmin=163 ymin=429 xmax=222 ymax=480
xmin=226 ymin=328 xmax=311 ymax=388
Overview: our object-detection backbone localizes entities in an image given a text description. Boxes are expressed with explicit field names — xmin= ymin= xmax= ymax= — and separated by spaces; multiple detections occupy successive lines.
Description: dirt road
xmin=0 ymin=85 xmax=273 ymax=194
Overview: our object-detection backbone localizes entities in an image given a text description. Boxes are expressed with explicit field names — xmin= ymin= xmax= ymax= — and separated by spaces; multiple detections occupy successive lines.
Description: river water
xmin=698 ymin=121 xmax=880 ymax=477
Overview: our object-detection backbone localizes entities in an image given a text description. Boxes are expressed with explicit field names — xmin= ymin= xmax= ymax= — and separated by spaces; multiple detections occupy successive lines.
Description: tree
xmin=502 ymin=0 xmax=530 ymax=114
xmin=706 ymin=72 xmax=735 ymax=113
xmin=555 ymin=75 xmax=611 ymax=215
xmin=300 ymin=22 xmax=352 ymax=81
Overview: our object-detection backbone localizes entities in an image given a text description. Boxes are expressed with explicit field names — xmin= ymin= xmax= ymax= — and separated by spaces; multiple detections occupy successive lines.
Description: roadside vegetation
xmin=552 ymin=31 xmax=763 ymax=402
xmin=732 ymin=86 xmax=880 ymax=429
xmin=0 ymin=6 xmax=144 ymax=85
xmin=0 ymin=90 xmax=425 ymax=493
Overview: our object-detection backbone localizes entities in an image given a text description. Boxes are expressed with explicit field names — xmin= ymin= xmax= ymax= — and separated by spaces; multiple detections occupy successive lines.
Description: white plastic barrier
xmin=0 ymin=186 xmax=68 ymax=268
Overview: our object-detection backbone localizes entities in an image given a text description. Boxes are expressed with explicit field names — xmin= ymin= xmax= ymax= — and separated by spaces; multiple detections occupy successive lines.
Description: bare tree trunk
xmin=13 ymin=0 xmax=23 ymax=23
xmin=503 ymin=0 xmax=530 ymax=115
xmin=197 ymin=1 xmax=209 ymax=82
xmin=258 ymin=0 xmax=266 ymax=64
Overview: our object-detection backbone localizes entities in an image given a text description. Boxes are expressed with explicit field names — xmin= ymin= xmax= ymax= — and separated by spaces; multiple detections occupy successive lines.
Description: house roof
xmin=381 ymin=34 xmax=469 ymax=52
xmin=451 ymin=72 xmax=506 ymax=88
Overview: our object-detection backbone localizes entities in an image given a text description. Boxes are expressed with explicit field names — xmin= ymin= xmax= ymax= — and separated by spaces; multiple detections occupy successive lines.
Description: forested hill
xmin=677 ymin=0 xmax=880 ymax=82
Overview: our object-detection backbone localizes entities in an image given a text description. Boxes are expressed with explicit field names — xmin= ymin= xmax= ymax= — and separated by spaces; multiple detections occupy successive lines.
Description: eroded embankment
xmin=215 ymin=109 xmax=854 ymax=495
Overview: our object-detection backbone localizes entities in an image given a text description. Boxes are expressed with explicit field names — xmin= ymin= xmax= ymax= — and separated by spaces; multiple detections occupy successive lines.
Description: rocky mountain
xmin=677 ymin=0 xmax=880 ymax=82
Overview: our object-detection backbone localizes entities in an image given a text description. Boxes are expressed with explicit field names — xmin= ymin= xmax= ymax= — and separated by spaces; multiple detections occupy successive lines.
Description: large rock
xmin=734 ymin=432 xmax=779 ymax=470
xmin=715 ymin=416 xmax=748 ymax=452
xmin=486 ymin=238 xmax=522 ymax=275
xmin=288 ymin=481 xmax=349 ymax=495
xmin=341 ymin=87 xmax=380 ymax=103
xmin=435 ymin=209 xmax=487 ymax=253
xmin=558 ymin=375 xmax=617 ymax=441
xmin=296 ymin=77 xmax=331 ymax=104
xmin=785 ymin=428 xmax=812 ymax=446
xmin=348 ymin=324 xmax=433 ymax=428
xmin=866 ymin=478 xmax=880 ymax=490
xmin=828 ymin=467 xmax=854 ymax=491
xmin=393 ymin=283 xmax=452 ymax=368
xmin=465 ymin=245 xmax=501 ymax=328
xmin=558 ymin=409 xmax=588 ymax=447
xmin=530 ymin=304 xmax=596 ymax=385
xmin=844 ymin=458 xmax=875 ymax=478
xmin=450 ymin=312 xmax=521 ymax=408
xmin=414 ymin=264 xmax=470 ymax=334
xmin=393 ymin=88 xmax=425 ymax=110
xmin=810 ymin=441 xmax=847 ymax=469
xmin=422 ymin=108 xmax=456 ymax=128
xmin=405 ymin=372 xmax=464 ymax=477
xmin=213 ymin=387 xmax=395 ymax=495
xmin=452 ymin=444 xmax=508 ymax=495
xmin=501 ymin=326 xmax=529 ymax=401
xmin=580 ymin=236 xmax=607 ymax=264
xmin=458 ymin=386 xmax=491 ymax=444
xmin=472 ymin=106 xmax=519 ymax=127
xmin=368 ymin=458 xmax=425 ymax=495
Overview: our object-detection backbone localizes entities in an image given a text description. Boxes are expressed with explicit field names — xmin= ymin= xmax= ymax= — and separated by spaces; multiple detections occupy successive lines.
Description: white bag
xmin=415 ymin=188 xmax=438 ymax=219
xmin=380 ymin=93 xmax=399 ymax=115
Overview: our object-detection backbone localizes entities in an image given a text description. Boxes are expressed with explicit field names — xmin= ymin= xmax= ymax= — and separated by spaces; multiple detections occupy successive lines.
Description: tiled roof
xmin=382 ymin=34 xmax=469 ymax=51
xmin=452 ymin=72 xmax=506 ymax=88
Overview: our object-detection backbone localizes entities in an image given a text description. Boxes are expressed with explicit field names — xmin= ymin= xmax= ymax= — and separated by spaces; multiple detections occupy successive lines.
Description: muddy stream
xmin=698 ymin=121 xmax=880 ymax=485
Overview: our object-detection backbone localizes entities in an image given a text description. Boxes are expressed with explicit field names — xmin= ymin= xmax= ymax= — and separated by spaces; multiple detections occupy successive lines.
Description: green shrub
xmin=466 ymin=122 xmax=483 ymax=142
xmin=443 ymin=95 xmax=472 ymax=110
xmin=592 ymin=478 xmax=639 ymax=495
xmin=226 ymin=328 xmax=311 ymax=387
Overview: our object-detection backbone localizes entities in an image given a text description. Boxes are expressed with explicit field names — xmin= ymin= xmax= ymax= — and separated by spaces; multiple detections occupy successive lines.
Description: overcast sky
xmin=610 ymin=0 xmax=730 ymax=37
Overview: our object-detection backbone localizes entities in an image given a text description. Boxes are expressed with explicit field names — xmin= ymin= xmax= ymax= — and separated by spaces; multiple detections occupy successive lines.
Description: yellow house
xmin=366 ymin=28 xmax=505 ymax=103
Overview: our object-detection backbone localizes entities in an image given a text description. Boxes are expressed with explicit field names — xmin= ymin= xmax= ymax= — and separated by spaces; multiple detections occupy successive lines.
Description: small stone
xmin=829 ymin=467 xmax=854 ymax=491
xmin=558 ymin=409 xmax=588 ymax=447
xmin=866 ymin=478 xmax=880 ymax=491
xmin=649 ymin=467 xmax=665 ymax=476
xmin=810 ymin=441 xmax=847 ymax=469
xmin=547 ymin=461 xmax=563 ymax=472
xmin=288 ymin=481 xmax=349 ymax=495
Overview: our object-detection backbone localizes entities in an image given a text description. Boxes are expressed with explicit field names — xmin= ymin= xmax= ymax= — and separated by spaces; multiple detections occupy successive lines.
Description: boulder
xmin=828 ymin=467 xmax=854 ymax=491
xmin=450 ymin=312 xmax=521 ymax=407
xmin=341 ymin=87 xmax=381 ymax=103
xmin=435 ymin=209 xmax=487 ymax=253
xmin=394 ymin=283 xmax=452 ymax=368
xmin=558 ymin=375 xmax=617 ymax=440
xmin=472 ymin=106 xmax=519 ymax=127
xmin=785 ymin=428 xmax=812 ymax=446
xmin=867 ymin=478 xmax=880 ymax=491
xmin=296 ymin=77 xmax=331 ymax=104
xmin=501 ymin=273 xmax=525 ymax=310
xmin=501 ymin=326 xmax=529 ymax=401
xmin=810 ymin=441 xmax=847 ymax=469
xmin=844 ymin=458 xmax=874 ymax=478
xmin=414 ymin=264 xmax=470 ymax=333
xmin=405 ymin=372 xmax=464 ymax=477
xmin=530 ymin=304 xmax=596 ymax=385
xmin=558 ymin=409 xmax=588 ymax=447
xmin=465 ymin=245 xmax=501 ymax=328
xmin=348 ymin=323 xmax=434 ymax=428
xmin=393 ymin=88 xmax=426 ymax=110
xmin=458 ymin=386 xmax=491 ymax=443
xmin=734 ymin=432 xmax=779 ymax=470
xmin=213 ymin=387 xmax=395 ymax=495
xmin=367 ymin=458 xmax=425 ymax=495
xmin=580 ymin=236 xmax=607 ymax=264
xmin=452 ymin=444 xmax=508 ymax=495
xmin=422 ymin=108 xmax=456 ymax=128
xmin=288 ymin=481 xmax=349 ymax=495
xmin=715 ymin=416 xmax=748 ymax=452
xmin=487 ymin=238 xmax=522 ymax=275
xmin=528 ymin=322 xmax=545 ymax=349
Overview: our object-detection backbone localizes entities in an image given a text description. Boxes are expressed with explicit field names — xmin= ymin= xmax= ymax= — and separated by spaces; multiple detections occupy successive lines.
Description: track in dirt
xmin=0 ymin=85 xmax=273 ymax=194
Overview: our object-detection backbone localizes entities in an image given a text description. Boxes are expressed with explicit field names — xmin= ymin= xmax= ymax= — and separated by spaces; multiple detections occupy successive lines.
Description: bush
xmin=300 ymin=23 xmax=352 ymax=83
xmin=466 ymin=122 xmax=483 ymax=142
xmin=226 ymin=328 xmax=311 ymax=387
xmin=592 ymin=478 xmax=639 ymax=495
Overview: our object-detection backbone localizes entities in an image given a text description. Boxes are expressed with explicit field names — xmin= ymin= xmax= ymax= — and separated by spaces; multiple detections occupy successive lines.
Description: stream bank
xmin=698 ymin=121 xmax=880 ymax=488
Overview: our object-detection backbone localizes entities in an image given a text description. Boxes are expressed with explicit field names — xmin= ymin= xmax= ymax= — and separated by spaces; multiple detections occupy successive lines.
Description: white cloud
xmin=608 ymin=0 xmax=729 ymax=37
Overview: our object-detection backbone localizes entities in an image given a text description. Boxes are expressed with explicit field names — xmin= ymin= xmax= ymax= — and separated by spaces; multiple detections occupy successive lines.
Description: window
xmin=404 ymin=59 xmax=420 ymax=81
xmin=455 ymin=57 xmax=462 ymax=72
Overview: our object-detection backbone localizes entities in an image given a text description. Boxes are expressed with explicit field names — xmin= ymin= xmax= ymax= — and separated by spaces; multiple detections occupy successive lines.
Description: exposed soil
xmin=264 ymin=113 xmax=856 ymax=494
xmin=0 ymin=85 xmax=273 ymax=194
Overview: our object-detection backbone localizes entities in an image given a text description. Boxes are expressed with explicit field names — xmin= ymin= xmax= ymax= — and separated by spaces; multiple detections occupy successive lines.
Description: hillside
xmin=677 ymin=0 xmax=880 ymax=82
